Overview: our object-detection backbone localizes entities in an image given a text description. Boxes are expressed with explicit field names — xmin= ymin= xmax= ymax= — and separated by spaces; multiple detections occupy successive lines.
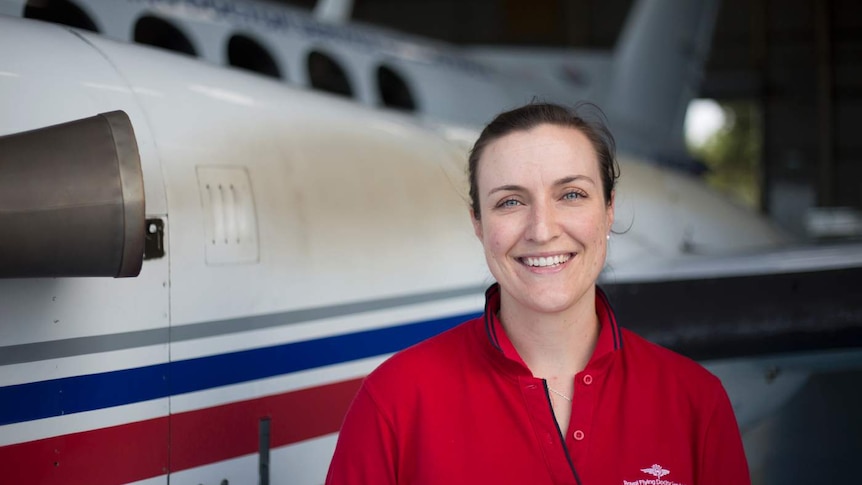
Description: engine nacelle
xmin=0 ymin=111 xmax=144 ymax=278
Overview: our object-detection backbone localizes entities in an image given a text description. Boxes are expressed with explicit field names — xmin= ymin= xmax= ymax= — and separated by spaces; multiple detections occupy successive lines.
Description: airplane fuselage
xmin=2 ymin=2 xmax=861 ymax=484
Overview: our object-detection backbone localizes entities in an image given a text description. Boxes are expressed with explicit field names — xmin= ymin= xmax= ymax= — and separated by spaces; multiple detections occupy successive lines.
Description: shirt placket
xmin=520 ymin=375 xmax=581 ymax=484
xmin=566 ymin=369 xmax=600 ymax=467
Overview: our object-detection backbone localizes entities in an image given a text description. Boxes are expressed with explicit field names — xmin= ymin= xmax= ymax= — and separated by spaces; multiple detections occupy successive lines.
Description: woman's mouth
xmin=519 ymin=253 xmax=573 ymax=268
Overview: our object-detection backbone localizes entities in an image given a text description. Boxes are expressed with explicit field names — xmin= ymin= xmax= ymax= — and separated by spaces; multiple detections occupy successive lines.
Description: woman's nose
xmin=526 ymin=200 xmax=561 ymax=243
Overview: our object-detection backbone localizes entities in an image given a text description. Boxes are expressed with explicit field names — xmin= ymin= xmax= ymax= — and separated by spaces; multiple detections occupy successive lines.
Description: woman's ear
xmin=607 ymin=190 xmax=615 ymax=230
xmin=470 ymin=209 xmax=483 ymax=241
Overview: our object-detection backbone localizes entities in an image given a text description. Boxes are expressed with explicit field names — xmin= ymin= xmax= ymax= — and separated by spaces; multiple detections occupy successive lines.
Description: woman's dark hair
xmin=468 ymin=102 xmax=619 ymax=219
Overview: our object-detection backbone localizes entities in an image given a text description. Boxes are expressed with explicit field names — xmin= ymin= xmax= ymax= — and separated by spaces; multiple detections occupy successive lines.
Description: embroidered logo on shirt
xmin=622 ymin=464 xmax=687 ymax=485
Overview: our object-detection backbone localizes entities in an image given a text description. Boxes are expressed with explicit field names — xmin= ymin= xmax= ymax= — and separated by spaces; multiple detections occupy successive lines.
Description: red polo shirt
xmin=327 ymin=284 xmax=750 ymax=485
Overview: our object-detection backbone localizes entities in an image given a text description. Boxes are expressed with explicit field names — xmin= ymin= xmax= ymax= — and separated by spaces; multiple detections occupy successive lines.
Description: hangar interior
xmin=329 ymin=0 xmax=862 ymax=241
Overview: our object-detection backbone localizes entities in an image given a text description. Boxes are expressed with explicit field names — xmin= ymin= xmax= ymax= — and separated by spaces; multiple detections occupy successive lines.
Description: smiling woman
xmin=326 ymin=103 xmax=751 ymax=485
xmin=469 ymin=119 xmax=615 ymax=435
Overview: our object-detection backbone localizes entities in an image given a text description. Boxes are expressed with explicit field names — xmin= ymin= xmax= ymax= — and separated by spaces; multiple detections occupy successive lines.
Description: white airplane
xmin=0 ymin=1 xmax=860 ymax=484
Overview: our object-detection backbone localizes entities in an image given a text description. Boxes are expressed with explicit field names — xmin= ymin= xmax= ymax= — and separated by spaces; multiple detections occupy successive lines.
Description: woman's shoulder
xmin=616 ymin=329 xmax=732 ymax=427
xmin=363 ymin=316 xmax=481 ymax=393
xmin=618 ymin=328 xmax=722 ymax=390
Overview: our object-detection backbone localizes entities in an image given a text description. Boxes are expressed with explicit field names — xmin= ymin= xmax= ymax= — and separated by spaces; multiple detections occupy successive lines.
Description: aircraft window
xmin=134 ymin=15 xmax=197 ymax=57
xmin=307 ymin=50 xmax=353 ymax=98
xmin=24 ymin=0 xmax=98 ymax=32
xmin=227 ymin=34 xmax=282 ymax=79
xmin=376 ymin=65 xmax=416 ymax=112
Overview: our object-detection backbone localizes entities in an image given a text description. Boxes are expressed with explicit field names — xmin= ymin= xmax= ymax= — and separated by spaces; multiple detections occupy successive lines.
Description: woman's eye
xmin=562 ymin=191 xmax=584 ymax=201
xmin=499 ymin=198 xmax=521 ymax=208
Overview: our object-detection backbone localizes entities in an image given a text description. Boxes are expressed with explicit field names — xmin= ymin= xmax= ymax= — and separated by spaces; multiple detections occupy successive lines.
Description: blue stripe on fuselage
xmin=0 ymin=312 xmax=477 ymax=426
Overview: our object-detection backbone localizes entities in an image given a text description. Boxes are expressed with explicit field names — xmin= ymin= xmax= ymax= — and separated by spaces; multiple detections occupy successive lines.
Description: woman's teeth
xmin=522 ymin=254 xmax=571 ymax=267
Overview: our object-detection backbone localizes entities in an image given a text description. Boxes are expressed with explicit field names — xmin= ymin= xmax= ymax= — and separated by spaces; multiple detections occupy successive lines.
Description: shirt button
xmin=583 ymin=374 xmax=593 ymax=385
xmin=573 ymin=430 xmax=585 ymax=441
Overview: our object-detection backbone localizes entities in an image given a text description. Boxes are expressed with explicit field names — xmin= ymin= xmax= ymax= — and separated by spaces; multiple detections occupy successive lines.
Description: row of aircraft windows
xmin=23 ymin=0 xmax=417 ymax=111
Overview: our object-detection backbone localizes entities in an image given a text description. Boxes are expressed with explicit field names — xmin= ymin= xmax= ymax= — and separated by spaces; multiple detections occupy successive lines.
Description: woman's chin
xmin=519 ymin=292 xmax=580 ymax=315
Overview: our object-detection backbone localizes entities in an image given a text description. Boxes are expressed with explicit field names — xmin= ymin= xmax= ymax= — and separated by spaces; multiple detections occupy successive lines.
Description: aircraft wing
xmin=602 ymin=242 xmax=862 ymax=360
xmin=600 ymin=242 xmax=862 ymax=435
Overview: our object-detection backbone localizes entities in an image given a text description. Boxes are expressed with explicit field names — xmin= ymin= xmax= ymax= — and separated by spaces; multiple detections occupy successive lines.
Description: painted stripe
xmin=0 ymin=284 xmax=486 ymax=365
xmin=170 ymin=379 xmax=362 ymax=471
xmin=170 ymin=285 xmax=486 ymax=342
xmin=1 ymin=417 xmax=169 ymax=485
xmin=168 ymin=295 xmax=483 ymax=363
xmin=126 ymin=476 xmax=168 ymax=485
xmin=0 ymin=397 xmax=168 ymax=447
xmin=168 ymin=355 xmax=387 ymax=415
xmin=1 ymin=378 xmax=361 ymax=485
xmin=0 ymin=328 xmax=169 ymax=367
xmin=0 ymin=364 xmax=170 ymax=426
xmin=0 ymin=344 xmax=169 ymax=388
xmin=0 ymin=311 xmax=479 ymax=426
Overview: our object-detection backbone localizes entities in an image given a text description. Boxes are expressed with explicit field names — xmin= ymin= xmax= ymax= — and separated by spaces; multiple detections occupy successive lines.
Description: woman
xmin=326 ymin=103 xmax=750 ymax=485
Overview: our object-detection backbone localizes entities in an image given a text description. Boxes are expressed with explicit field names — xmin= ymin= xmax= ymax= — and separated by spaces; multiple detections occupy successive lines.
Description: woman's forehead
xmin=480 ymin=125 xmax=599 ymax=179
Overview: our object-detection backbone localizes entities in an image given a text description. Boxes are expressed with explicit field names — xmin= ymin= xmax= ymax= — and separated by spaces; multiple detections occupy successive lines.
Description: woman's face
xmin=472 ymin=123 xmax=614 ymax=316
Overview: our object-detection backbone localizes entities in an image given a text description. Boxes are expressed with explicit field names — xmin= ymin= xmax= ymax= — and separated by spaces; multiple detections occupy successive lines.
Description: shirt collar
xmin=479 ymin=283 xmax=623 ymax=377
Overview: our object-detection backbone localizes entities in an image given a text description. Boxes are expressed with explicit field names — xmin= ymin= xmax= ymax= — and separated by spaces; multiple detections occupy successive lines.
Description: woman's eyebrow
xmin=487 ymin=175 xmax=597 ymax=197
xmin=555 ymin=175 xmax=596 ymax=186
xmin=487 ymin=184 xmax=525 ymax=197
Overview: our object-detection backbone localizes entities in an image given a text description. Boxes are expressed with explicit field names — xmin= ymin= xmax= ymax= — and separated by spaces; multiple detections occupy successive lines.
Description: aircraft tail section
xmin=313 ymin=0 xmax=355 ymax=23
xmin=465 ymin=0 xmax=720 ymax=163
xmin=605 ymin=0 xmax=721 ymax=161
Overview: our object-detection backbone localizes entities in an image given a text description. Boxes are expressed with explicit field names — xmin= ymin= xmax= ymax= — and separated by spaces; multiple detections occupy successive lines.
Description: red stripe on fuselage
xmin=1 ymin=378 xmax=363 ymax=484
xmin=171 ymin=377 xmax=363 ymax=471
xmin=2 ymin=417 xmax=169 ymax=485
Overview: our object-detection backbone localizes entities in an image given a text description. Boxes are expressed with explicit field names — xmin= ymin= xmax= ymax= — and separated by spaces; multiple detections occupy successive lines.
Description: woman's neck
xmin=498 ymin=287 xmax=600 ymax=380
